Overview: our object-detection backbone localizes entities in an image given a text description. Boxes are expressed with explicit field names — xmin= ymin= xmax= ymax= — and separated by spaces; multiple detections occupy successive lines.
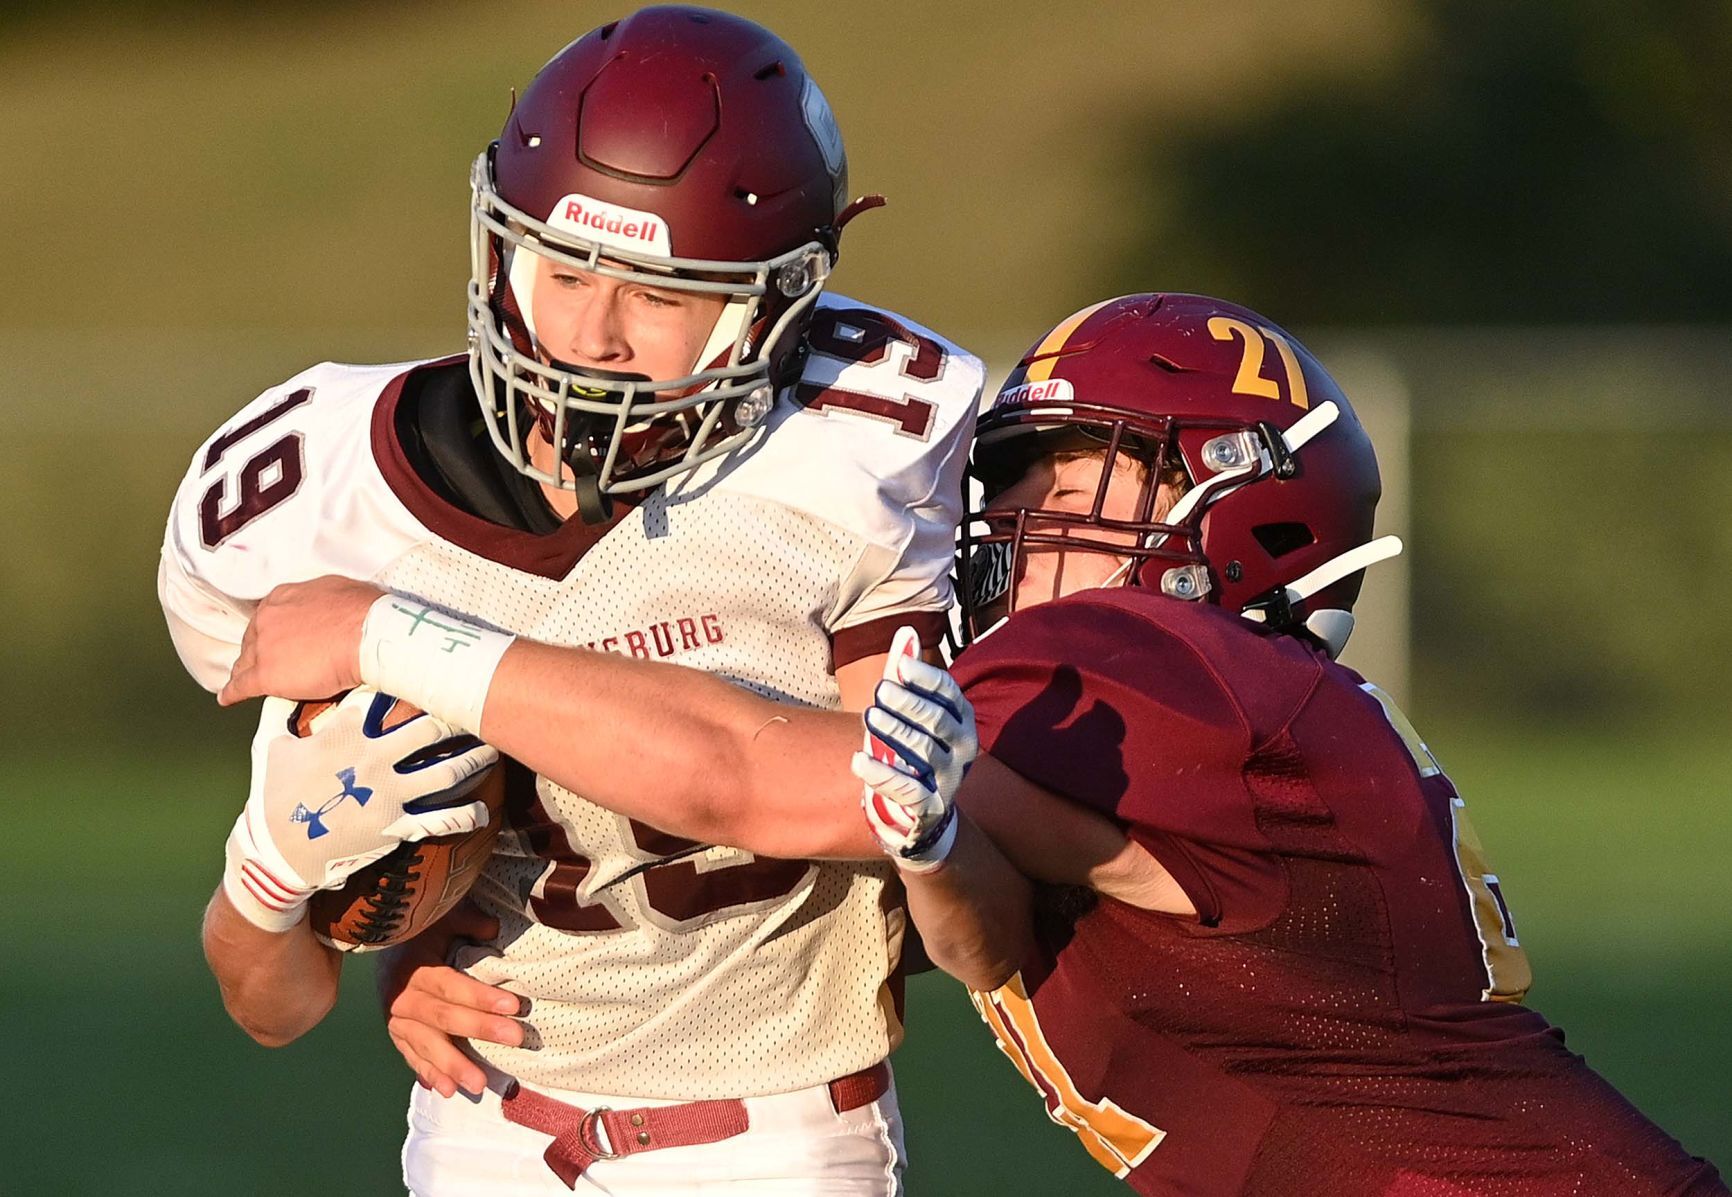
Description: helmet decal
xmin=1014 ymin=297 xmax=1118 ymax=384
xmin=544 ymin=194 xmax=672 ymax=257
xmin=995 ymin=377 xmax=1074 ymax=410
xmin=801 ymin=76 xmax=847 ymax=183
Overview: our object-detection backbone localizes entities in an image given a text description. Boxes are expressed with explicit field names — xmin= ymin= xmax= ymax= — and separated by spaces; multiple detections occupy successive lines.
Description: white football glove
xmin=222 ymin=690 xmax=499 ymax=932
xmin=849 ymin=630 xmax=978 ymax=873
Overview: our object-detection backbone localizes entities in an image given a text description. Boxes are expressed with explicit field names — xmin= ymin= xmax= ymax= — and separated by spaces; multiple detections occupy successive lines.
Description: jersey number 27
xmin=1361 ymin=683 xmax=1531 ymax=1003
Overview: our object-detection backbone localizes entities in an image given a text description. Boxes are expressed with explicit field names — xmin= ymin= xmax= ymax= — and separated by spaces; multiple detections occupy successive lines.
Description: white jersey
xmin=159 ymin=294 xmax=982 ymax=1099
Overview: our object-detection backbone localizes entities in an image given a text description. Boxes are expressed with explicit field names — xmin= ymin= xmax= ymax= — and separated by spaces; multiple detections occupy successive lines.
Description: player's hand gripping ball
xmin=222 ymin=688 xmax=503 ymax=951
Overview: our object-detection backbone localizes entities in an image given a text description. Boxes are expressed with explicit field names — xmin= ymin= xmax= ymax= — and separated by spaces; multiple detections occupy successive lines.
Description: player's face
xmin=981 ymin=451 xmax=1164 ymax=621
xmin=529 ymin=255 xmax=729 ymax=383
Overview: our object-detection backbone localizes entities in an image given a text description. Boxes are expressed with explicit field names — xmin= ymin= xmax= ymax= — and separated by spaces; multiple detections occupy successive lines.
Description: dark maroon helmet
xmin=959 ymin=294 xmax=1399 ymax=654
xmin=467 ymin=7 xmax=853 ymax=517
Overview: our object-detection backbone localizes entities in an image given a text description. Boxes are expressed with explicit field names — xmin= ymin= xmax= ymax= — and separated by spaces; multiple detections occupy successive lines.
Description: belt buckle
xmin=578 ymin=1106 xmax=621 ymax=1160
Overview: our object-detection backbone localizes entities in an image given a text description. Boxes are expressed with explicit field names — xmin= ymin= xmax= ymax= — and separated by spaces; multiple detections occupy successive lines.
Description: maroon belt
xmin=500 ymin=1062 xmax=892 ymax=1189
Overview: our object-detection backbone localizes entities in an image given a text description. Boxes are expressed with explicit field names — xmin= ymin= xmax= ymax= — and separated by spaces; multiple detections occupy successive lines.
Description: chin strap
xmin=1137 ymin=397 xmax=1400 ymax=658
xmin=1302 ymin=610 xmax=1357 ymax=660
xmin=1240 ymin=534 xmax=1404 ymax=656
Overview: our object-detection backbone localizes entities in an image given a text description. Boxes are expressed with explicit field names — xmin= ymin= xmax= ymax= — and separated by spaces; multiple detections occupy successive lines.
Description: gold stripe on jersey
xmin=972 ymin=974 xmax=1166 ymax=1178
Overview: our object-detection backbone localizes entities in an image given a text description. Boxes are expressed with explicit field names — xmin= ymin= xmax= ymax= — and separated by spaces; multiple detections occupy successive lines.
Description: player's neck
xmin=539 ymin=478 xmax=580 ymax=522
xmin=525 ymin=433 xmax=582 ymax=522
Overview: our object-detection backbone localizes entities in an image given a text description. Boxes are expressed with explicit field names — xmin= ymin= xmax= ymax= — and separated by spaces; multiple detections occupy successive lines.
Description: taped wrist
xmin=222 ymin=810 xmax=311 ymax=933
xmin=357 ymin=594 xmax=515 ymax=735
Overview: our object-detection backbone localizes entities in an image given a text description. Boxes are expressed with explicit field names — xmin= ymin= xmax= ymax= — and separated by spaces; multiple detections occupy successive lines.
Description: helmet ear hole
xmin=1252 ymin=522 xmax=1316 ymax=560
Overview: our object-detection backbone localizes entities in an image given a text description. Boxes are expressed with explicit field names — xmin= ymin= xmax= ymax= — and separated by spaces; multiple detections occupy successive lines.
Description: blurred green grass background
xmin=5 ymin=1 xmax=1730 ymax=1191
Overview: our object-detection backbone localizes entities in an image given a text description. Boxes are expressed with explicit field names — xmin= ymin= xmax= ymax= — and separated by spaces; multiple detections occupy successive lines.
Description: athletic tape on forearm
xmin=356 ymin=594 xmax=516 ymax=735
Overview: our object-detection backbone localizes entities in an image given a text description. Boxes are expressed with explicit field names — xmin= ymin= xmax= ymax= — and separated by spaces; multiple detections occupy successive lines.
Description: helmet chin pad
xmin=525 ymin=361 xmax=702 ymax=488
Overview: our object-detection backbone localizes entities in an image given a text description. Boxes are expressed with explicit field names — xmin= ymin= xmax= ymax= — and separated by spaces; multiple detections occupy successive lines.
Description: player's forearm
xmin=959 ymin=754 xmax=1134 ymax=887
xmin=221 ymin=579 xmax=878 ymax=857
xmin=900 ymin=812 xmax=1034 ymax=992
xmin=479 ymin=640 xmax=870 ymax=858
xmin=201 ymin=888 xmax=343 ymax=1047
xmin=958 ymin=756 xmax=1196 ymax=916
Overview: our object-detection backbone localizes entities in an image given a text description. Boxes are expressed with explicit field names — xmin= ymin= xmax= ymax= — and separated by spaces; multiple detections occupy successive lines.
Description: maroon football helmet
xmin=467 ymin=6 xmax=854 ymax=518
xmin=958 ymin=294 xmax=1399 ymax=654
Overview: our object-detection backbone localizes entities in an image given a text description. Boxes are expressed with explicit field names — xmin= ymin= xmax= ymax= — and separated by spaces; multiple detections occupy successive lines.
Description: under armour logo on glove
xmin=221 ymin=690 xmax=498 ymax=933
xmin=291 ymin=767 xmax=374 ymax=840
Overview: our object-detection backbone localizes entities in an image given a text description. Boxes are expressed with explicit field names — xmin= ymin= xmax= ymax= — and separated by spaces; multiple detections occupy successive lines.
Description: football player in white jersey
xmin=158 ymin=8 xmax=985 ymax=1194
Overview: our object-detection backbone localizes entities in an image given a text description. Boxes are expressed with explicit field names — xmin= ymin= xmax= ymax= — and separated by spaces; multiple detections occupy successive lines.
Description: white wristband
xmin=357 ymin=594 xmax=516 ymax=735
xmin=222 ymin=811 xmax=310 ymax=933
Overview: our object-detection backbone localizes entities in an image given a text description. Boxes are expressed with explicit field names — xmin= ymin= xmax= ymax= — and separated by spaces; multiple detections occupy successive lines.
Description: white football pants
xmin=402 ymin=1071 xmax=906 ymax=1196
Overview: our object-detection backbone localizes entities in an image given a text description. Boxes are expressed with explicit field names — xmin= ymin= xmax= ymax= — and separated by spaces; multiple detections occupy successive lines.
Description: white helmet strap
xmin=1156 ymin=400 xmax=1341 ymax=536
xmin=1240 ymin=534 xmax=1405 ymax=656
xmin=1301 ymin=610 xmax=1357 ymax=659
xmin=1281 ymin=400 xmax=1341 ymax=456
xmin=1276 ymin=534 xmax=1404 ymax=607
xmin=1100 ymin=400 xmax=1346 ymax=590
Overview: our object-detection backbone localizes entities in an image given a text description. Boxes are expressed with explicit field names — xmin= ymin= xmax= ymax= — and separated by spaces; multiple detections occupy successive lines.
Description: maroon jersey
xmin=953 ymin=590 xmax=1724 ymax=1196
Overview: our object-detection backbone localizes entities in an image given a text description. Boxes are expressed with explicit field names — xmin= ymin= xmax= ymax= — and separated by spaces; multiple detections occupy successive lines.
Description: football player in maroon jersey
xmin=224 ymin=293 xmax=1727 ymax=1194
xmin=852 ymin=292 xmax=1730 ymax=1194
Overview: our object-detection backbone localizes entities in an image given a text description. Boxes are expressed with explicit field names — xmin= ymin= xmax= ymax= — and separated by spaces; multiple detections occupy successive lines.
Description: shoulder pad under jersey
xmin=158 ymin=359 xmax=435 ymax=689
xmin=699 ymin=293 xmax=985 ymax=632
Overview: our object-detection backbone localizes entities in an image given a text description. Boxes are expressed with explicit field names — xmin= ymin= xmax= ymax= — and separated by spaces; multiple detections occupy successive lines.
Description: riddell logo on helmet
xmin=549 ymin=194 xmax=673 ymax=257
xmin=996 ymin=378 xmax=1075 ymax=407
xmin=562 ymin=200 xmax=658 ymax=243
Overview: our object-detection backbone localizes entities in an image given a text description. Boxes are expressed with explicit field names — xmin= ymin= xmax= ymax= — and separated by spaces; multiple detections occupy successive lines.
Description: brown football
xmin=291 ymin=693 xmax=505 ymax=953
